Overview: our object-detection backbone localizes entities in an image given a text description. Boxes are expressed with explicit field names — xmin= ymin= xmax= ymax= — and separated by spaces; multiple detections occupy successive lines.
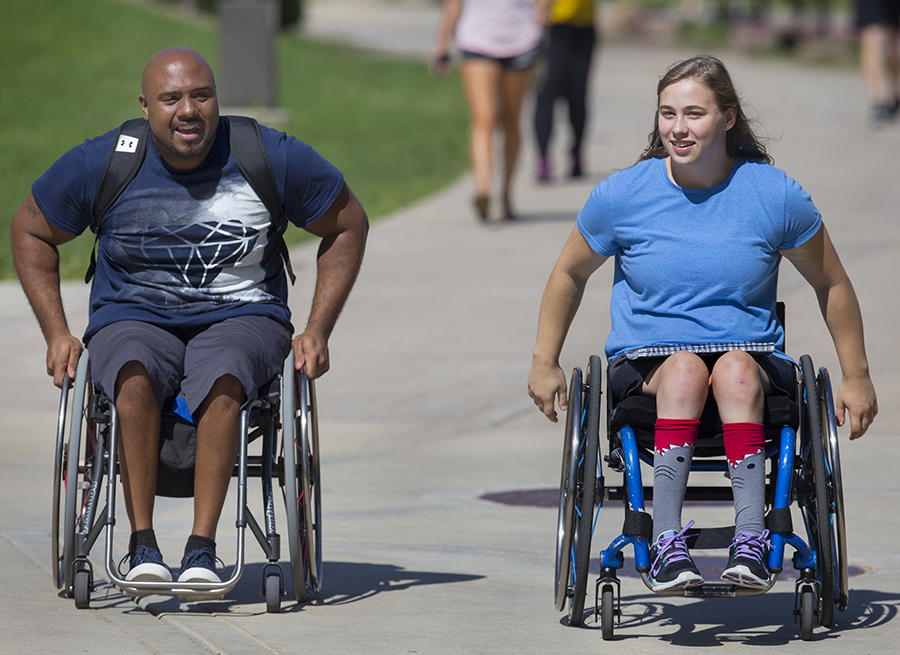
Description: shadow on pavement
xmin=81 ymin=561 xmax=485 ymax=615
xmin=563 ymin=588 xmax=900 ymax=645
xmin=311 ymin=560 xmax=484 ymax=606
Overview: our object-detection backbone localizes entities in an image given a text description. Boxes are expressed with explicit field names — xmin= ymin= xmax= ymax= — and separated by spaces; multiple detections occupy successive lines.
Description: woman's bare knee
xmin=647 ymin=352 xmax=709 ymax=418
xmin=711 ymin=351 xmax=767 ymax=421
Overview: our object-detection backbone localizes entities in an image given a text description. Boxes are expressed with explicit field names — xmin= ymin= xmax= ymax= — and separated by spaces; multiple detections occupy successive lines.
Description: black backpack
xmin=85 ymin=116 xmax=296 ymax=284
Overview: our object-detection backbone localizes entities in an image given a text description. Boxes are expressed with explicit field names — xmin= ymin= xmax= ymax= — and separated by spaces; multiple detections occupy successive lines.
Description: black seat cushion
xmin=609 ymin=394 xmax=799 ymax=458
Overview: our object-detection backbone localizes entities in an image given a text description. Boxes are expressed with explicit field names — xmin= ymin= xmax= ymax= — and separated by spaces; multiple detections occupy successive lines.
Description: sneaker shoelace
xmin=732 ymin=529 xmax=771 ymax=562
xmin=181 ymin=547 xmax=224 ymax=573
xmin=652 ymin=520 xmax=697 ymax=573
xmin=117 ymin=545 xmax=164 ymax=576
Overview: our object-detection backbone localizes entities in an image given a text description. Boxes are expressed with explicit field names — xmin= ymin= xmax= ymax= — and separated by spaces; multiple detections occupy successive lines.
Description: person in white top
xmin=433 ymin=0 xmax=548 ymax=221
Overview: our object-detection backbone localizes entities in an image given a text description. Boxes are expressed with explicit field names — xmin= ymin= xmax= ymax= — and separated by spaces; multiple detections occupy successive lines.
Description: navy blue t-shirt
xmin=32 ymin=118 xmax=345 ymax=340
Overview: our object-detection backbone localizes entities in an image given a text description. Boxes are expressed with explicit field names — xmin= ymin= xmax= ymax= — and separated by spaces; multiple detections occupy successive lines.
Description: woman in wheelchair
xmin=528 ymin=56 xmax=877 ymax=593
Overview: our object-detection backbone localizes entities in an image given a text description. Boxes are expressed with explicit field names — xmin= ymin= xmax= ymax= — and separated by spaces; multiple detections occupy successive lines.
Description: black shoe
xmin=648 ymin=521 xmax=704 ymax=591
xmin=720 ymin=530 xmax=772 ymax=589
xmin=872 ymin=101 xmax=899 ymax=128
xmin=473 ymin=194 xmax=489 ymax=221
xmin=570 ymin=150 xmax=583 ymax=178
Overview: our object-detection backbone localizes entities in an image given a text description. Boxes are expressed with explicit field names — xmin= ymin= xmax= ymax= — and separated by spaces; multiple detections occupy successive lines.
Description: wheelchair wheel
xmin=820 ymin=367 xmax=850 ymax=612
xmin=600 ymin=584 xmax=615 ymax=641
xmin=800 ymin=355 xmax=834 ymax=628
xmin=52 ymin=375 xmax=73 ymax=590
xmin=73 ymin=566 xmax=92 ymax=609
xmin=282 ymin=363 xmax=322 ymax=603
xmin=554 ymin=366 xmax=582 ymax=613
xmin=800 ymin=586 xmax=815 ymax=641
xmin=265 ymin=573 xmax=282 ymax=614
xmin=55 ymin=352 xmax=96 ymax=596
xmin=554 ymin=356 xmax=601 ymax=626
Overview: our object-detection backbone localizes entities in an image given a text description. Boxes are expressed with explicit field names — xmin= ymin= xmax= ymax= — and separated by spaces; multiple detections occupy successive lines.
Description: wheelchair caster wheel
xmin=265 ymin=573 xmax=282 ymax=613
xmin=799 ymin=587 xmax=814 ymax=641
xmin=74 ymin=569 xmax=92 ymax=609
xmin=600 ymin=585 xmax=615 ymax=641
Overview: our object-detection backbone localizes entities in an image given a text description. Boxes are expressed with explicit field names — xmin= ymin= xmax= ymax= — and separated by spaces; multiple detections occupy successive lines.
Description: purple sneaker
xmin=721 ymin=530 xmax=772 ymax=589
xmin=537 ymin=157 xmax=551 ymax=183
xmin=648 ymin=521 xmax=704 ymax=591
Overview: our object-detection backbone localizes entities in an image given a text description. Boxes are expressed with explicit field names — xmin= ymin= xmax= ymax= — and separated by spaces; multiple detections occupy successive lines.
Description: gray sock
xmin=730 ymin=450 xmax=766 ymax=536
xmin=652 ymin=444 xmax=694 ymax=541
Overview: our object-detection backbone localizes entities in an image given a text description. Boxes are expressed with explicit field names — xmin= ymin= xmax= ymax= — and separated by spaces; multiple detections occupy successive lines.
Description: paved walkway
xmin=2 ymin=2 xmax=899 ymax=653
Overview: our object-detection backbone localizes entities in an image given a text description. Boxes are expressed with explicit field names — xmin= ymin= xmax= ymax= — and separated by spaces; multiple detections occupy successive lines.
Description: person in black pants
xmin=534 ymin=10 xmax=596 ymax=182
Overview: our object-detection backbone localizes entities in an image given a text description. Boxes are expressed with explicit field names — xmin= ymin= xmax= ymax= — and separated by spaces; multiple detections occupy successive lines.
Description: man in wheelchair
xmin=528 ymin=56 xmax=877 ymax=593
xmin=10 ymin=48 xmax=367 ymax=593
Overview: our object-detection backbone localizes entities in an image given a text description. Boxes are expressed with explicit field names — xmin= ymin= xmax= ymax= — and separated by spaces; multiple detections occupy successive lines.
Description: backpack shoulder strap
xmin=92 ymin=118 xmax=149 ymax=230
xmin=226 ymin=115 xmax=296 ymax=284
xmin=85 ymin=118 xmax=149 ymax=283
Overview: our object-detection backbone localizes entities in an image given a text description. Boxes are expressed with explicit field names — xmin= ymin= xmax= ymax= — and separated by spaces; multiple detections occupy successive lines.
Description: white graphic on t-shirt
xmin=121 ymin=219 xmax=261 ymax=288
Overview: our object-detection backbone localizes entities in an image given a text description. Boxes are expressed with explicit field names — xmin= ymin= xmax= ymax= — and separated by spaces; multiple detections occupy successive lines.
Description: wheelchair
xmin=554 ymin=342 xmax=848 ymax=641
xmin=50 ymin=347 xmax=322 ymax=613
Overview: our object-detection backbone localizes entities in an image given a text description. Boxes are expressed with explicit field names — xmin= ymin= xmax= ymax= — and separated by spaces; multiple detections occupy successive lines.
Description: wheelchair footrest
xmin=684 ymin=583 xmax=737 ymax=598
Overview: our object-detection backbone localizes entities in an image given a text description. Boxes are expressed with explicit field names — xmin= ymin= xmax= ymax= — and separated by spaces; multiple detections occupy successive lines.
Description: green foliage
xmin=175 ymin=0 xmax=303 ymax=29
xmin=278 ymin=38 xmax=470 ymax=229
xmin=0 ymin=0 xmax=468 ymax=279
xmin=678 ymin=21 xmax=730 ymax=49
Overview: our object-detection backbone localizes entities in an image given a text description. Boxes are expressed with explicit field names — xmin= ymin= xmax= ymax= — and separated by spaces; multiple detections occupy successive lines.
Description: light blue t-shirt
xmin=33 ymin=118 xmax=345 ymax=340
xmin=577 ymin=157 xmax=822 ymax=361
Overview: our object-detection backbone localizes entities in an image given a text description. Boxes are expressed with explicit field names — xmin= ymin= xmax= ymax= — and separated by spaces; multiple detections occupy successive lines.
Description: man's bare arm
xmin=292 ymin=184 xmax=368 ymax=379
xmin=9 ymin=194 xmax=81 ymax=386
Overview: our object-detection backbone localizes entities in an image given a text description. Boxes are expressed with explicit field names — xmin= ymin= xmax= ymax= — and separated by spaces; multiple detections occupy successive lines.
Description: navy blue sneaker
xmin=648 ymin=521 xmax=704 ymax=592
xmin=120 ymin=545 xmax=172 ymax=583
xmin=721 ymin=530 xmax=772 ymax=589
xmin=177 ymin=547 xmax=224 ymax=600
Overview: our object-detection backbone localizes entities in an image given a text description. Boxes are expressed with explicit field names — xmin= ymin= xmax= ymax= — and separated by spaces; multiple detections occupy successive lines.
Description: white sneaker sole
xmin=123 ymin=563 xmax=172 ymax=597
xmin=177 ymin=567 xmax=224 ymax=601
xmin=650 ymin=571 xmax=705 ymax=592
xmin=721 ymin=565 xmax=772 ymax=589
xmin=125 ymin=563 xmax=172 ymax=583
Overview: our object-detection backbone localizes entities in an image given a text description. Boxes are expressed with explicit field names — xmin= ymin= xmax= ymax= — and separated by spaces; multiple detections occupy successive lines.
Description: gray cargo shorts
xmin=87 ymin=316 xmax=292 ymax=418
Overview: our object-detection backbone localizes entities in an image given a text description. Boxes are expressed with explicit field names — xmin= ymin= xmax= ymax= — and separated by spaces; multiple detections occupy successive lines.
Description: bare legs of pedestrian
xmin=860 ymin=24 xmax=900 ymax=126
xmin=461 ymin=59 xmax=534 ymax=221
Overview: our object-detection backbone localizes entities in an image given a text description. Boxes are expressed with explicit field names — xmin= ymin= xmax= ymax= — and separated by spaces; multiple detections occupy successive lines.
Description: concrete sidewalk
xmin=2 ymin=2 xmax=900 ymax=653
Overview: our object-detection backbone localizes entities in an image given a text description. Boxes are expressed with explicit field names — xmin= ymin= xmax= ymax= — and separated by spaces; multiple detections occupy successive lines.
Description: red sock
xmin=654 ymin=418 xmax=700 ymax=455
xmin=723 ymin=422 xmax=765 ymax=468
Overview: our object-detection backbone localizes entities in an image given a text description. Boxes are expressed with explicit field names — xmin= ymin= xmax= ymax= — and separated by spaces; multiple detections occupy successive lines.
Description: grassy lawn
xmin=0 ymin=0 xmax=469 ymax=279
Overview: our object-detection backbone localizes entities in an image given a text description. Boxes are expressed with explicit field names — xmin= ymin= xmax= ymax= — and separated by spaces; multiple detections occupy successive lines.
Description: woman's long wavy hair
xmin=637 ymin=55 xmax=772 ymax=165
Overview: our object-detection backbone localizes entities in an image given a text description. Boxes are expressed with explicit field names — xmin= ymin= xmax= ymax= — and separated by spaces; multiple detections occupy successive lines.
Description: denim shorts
xmin=459 ymin=44 xmax=542 ymax=70
xmin=87 ymin=316 xmax=292 ymax=416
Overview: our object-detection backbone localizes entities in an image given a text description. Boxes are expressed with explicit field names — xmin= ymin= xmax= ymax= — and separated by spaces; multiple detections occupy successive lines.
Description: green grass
xmin=0 ymin=0 xmax=469 ymax=279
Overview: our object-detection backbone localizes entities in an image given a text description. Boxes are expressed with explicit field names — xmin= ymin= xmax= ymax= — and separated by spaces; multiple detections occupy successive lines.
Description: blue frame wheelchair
xmin=50 ymin=348 xmax=322 ymax=613
xmin=555 ymin=342 xmax=848 ymax=641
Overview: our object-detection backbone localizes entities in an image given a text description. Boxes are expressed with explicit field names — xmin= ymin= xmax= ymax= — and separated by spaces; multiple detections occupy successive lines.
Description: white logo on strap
xmin=116 ymin=135 xmax=139 ymax=153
